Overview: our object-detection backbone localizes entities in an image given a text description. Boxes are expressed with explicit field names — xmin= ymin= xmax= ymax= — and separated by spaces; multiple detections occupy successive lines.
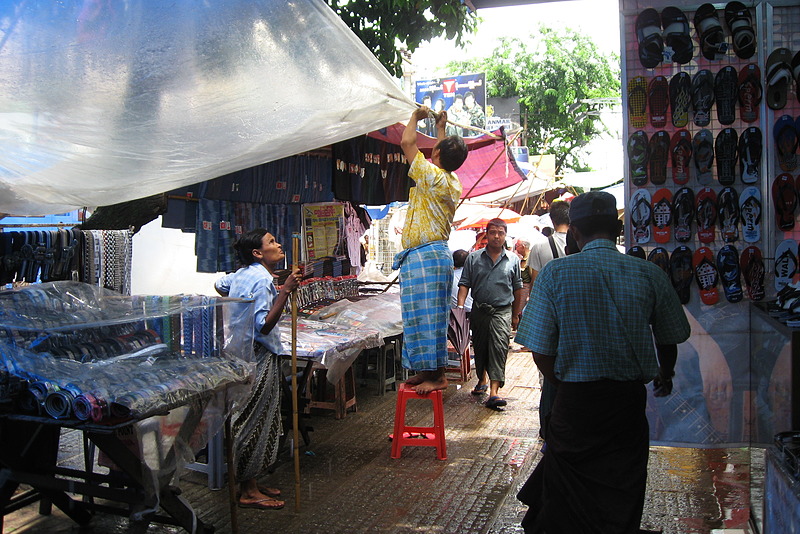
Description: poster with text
xmin=415 ymin=73 xmax=486 ymax=138
xmin=302 ymin=203 xmax=344 ymax=261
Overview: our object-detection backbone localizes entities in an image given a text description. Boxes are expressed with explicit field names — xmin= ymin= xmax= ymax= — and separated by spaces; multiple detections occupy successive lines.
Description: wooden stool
xmin=305 ymin=365 xmax=357 ymax=420
xmin=390 ymin=383 xmax=446 ymax=460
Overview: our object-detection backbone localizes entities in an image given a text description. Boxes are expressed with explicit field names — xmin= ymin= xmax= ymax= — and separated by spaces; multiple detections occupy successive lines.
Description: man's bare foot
xmin=405 ymin=372 xmax=427 ymax=386
xmin=413 ymin=375 xmax=448 ymax=395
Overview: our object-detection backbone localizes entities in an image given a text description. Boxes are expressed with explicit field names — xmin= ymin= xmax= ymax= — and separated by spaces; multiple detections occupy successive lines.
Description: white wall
xmin=131 ymin=217 xmax=221 ymax=296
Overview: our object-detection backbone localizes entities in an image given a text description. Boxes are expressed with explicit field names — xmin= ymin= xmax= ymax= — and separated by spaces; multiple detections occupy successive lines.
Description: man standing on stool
xmin=396 ymin=105 xmax=468 ymax=394
xmin=457 ymin=218 xmax=523 ymax=410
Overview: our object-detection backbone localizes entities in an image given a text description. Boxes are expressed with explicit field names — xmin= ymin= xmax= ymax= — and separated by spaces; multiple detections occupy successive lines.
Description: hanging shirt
xmin=401 ymin=152 xmax=461 ymax=250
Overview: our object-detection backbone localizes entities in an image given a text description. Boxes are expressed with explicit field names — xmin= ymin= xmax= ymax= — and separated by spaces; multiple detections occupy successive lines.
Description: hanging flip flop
xmin=716 ymin=245 xmax=744 ymax=303
xmin=793 ymin=51 xmax=800 ymax=105
xmin=693 ymin=246 xmax=719 ymax=305
xmin=739 ymin=126 xmax=762 ymax=184
xmin=673 ymin=187 xmax=695 ymax=243
xmin=738 ymin=64 xmax=762 ymax=123
xmin=670 ymin=245 xmax=693 ymax=304
xmin=774 ymin=114 xmax=798 ymax=172
xmin=648 ymin=247 xmax=671 ymax=277
xmin=636 ymin=8 xmax=664 ymax=69
xmin=631 ymin=188 xmax=652 ymax=244
xmin=772 ymin=173 xmax=797 ymax=231
xmin=740 ymin=245 xmax=765 ymax=301
xmin=725 ymin=1 xmax=756 ymax=60
xmin=693 ymin=129 xmax=714 ymax=185
xmin=648 ymin=130 xmax=670 ymax=185
xmin=715 ymin=127 xmax=738 ymax=186
xmin=774 ymin=239 xmax=798 ymax=292
xmin=717 ymin=186 xmax=740 ymax=243
xmin=691 ymin=69 xmax=715 ymax=127
xmin=695 ymin=187 xmax=717 ymax=244
xmin=648 ymin=76 xmax=669 ymax=128
xmin=739 ymin=186 xmax=762 ymax=243
xmin=627 ymin=246 xmax=646 ymax=260
xmin=766 ymin=48 xmax=793 ymax=110
xmin=627 ymin=76 xmax=648 ymax=129
xmin=669 ymin=72 xmax=691 ymax=128
xmin=661 ymin=6 xmax=694 ymax=64
xmin=670 ymin=129 xmax=692 ymax=185
xmin=714 ymin=66 xmax=737 ymax=125
xmin=695 ymin=3 xmax=727 ymax=61
xmin=628 ymin=130 xmax=649 ymax=186
xmin=652 ymin=188 xmax=673 ymax=244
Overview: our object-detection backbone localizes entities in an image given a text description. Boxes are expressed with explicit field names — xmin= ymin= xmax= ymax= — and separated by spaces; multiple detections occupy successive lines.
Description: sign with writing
xmin=302 ymin=203 xmax=344 ymax=260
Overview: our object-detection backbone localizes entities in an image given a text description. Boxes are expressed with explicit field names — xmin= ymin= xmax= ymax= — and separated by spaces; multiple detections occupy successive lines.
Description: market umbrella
xmin=456 ymin=206 xmax=522 ymax=230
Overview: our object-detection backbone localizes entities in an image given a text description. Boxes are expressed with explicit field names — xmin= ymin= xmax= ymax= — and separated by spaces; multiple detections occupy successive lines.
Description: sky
xmin=409 ymin=0 xmax=622 ymax=77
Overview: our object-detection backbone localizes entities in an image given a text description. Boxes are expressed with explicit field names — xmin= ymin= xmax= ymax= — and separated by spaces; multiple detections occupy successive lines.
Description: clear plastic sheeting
xmin=279 ymin=315 xmax=382 ymax=383
xmin=0 ymin=0 xmax=415 ymax=215
xmin=0 ymin=282 xmax=255 ymax=422
xmin=310 ymin=293 xmax=403 ymax=338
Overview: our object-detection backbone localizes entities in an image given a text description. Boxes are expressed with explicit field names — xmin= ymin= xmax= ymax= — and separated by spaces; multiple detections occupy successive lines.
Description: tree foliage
xmin=326 ymin=0 xmax=477 ymax=77
xmin=446 ymin=27 xmax=620 ymax=173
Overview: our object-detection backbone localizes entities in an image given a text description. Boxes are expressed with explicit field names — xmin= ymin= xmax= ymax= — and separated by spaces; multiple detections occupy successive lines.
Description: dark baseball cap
xmin=569 ymin=191 xmax=618 ymax=222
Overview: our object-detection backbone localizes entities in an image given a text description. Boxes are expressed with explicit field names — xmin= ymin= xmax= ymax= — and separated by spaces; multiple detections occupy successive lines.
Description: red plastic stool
xmin=390 ymin=383 xmax=447 ymax=460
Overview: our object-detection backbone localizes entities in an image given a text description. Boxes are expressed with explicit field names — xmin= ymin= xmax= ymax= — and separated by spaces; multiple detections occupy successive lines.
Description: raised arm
xmin=401 ymin=106 xmax=434 ymax=163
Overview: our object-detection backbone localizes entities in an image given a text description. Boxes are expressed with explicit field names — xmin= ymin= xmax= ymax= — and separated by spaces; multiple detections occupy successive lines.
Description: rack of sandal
xmin=622 ymin=1 xmax=799 ymax=448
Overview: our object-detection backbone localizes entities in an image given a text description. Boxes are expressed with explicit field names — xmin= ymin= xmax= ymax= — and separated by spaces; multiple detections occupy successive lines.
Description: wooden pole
xmin=224 ymin=389 xmax=239 ymax=533
xmin=291 ymin=233 xmax=301 ymax=511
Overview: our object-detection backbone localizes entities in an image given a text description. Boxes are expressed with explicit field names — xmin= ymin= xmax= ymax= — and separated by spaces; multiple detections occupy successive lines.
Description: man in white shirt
xmin=527 ymin=201 xmax=570 ymax=282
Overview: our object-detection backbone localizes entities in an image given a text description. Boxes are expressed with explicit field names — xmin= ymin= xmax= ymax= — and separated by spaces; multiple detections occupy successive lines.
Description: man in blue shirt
xmin=215 ymin=228 xmax=300 ymax=511
xmin=457 ymin=218 xmax=523 ymax=410
xmin=515 ymin=192 xmax=690 ymax=533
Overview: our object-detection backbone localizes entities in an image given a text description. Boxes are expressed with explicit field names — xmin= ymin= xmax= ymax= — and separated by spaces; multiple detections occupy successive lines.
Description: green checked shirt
xmin=515 ymin=239 xmax=690 ymax=383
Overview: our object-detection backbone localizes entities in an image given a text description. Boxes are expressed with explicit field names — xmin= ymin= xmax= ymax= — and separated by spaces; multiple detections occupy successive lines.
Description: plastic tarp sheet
xmin=0 ymin=0 xmax=415 ymax=216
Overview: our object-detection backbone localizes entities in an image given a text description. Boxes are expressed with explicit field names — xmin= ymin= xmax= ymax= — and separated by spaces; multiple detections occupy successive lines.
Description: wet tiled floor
xmin=3 ymin=347 xmax=762 ymax=533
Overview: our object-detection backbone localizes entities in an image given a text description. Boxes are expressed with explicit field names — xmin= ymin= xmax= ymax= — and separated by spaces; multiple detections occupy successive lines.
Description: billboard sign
xmin=414 ymin=73 xmax=486 ymax=138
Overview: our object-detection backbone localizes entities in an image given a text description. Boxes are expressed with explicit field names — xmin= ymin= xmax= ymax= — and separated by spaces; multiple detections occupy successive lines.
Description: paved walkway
xmin=4 ymin=347 xmax=761 ymax=533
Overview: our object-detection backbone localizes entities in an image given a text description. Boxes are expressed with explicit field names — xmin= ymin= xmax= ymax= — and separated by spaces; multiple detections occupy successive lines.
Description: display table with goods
xmin=0 ymin=282 xmax=256 ymax=533
xmin=275 ymin=279 xmax=403 ymax=418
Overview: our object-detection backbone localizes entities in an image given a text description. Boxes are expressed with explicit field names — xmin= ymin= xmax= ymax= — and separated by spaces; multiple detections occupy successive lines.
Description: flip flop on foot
xmin=471 ymin=384 xmax=488 ymax=395
xmin=239 ymin=497 xmax=285 ymax=510
xmin=258 ymin=486 xmax=281 ymax=498
xmin=485 ymin=396 xmax=507 ymax=410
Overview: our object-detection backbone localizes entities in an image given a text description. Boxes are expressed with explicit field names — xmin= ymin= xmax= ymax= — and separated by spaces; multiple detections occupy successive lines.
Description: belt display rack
xmin=0 ymin=281 xmax=255 ymax=532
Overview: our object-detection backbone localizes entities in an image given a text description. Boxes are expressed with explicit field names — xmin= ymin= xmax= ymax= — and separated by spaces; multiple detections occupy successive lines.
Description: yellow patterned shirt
xmin=402 ymin=151 xmax=462 ymax=249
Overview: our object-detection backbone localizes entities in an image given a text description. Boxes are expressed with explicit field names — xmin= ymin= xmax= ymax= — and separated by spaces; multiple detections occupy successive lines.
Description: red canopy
xmin=367 ymin=124 xmax=527 ymax=199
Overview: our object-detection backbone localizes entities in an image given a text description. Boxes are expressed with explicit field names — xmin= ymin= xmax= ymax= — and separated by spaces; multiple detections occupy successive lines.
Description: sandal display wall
xmin=621 ymin=1 xmax=797 ymax=446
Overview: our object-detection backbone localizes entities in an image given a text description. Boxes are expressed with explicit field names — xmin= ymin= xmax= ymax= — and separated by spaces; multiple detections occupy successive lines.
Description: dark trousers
xmin=518 ymin=380 xmax=649 ymax=534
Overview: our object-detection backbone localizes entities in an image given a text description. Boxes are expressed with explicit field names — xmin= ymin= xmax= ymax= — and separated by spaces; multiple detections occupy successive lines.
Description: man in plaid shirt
xmin=515 ymin=191 xmax=690 ymax=533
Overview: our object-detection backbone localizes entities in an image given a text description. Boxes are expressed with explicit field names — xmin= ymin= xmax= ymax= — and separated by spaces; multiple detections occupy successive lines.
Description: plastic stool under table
xmin=390 ymin=383 xmax=446 ymax=460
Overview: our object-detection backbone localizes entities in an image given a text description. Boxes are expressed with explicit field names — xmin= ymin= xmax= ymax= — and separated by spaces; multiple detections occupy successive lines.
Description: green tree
xmin=446 ymin=27 xmax=620 ymax=173
xmin=326 ymin=0 xmax=477 ymax=77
